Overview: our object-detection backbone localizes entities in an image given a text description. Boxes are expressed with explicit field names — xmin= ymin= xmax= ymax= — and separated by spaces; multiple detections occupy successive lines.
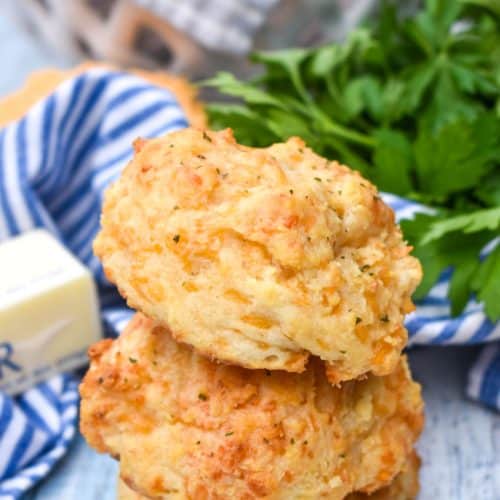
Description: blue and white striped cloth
xmin=0 ymin=68 xmax=186 ymax=500
xmin=0 ymin=68 xmax=498 ymax=499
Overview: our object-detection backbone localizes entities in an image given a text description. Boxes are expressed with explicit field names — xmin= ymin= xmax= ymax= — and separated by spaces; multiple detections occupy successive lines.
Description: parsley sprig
xmin=203 ymin=0 xmax=500 ymax=320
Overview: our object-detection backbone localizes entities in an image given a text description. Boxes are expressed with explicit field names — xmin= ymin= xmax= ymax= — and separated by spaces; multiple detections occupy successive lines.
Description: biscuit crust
xmin=94 ymin=128 xmax=421 ymax=382
xmin=80 ymin=314 xmax=424 ymax=500
xmin=117 ymin=450 xmax=420 ymax=499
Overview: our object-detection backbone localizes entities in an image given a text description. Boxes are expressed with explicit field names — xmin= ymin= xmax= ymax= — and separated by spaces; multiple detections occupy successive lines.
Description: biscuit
xmin=117 ymin=450 xmax=420 ymax=499
xmin=94 ymin=128 xmax=421 ymax=382
xmin=347 ymin=451 xmax=420 ymax=500
xmin=80 ymin=314 xmax=424 ymax=500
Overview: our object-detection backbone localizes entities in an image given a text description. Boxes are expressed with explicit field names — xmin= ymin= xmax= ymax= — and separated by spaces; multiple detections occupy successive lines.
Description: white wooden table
xmin=1 ymin=12 xmax=499 ymax=500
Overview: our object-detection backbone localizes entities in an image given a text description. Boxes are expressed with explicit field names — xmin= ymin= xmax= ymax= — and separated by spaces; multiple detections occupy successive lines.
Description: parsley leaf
xmin=420 ymin=206 xmax=500 ymax=244
xmin=372 ymin=129 xmax=413 ymax=194
xmin=402 ymin=212 xmax=500 ymax=319
xmin=471 ymin=245 xmax=500 ymax=320
xmin=202 ymin=72 xmax=287 ymax=110
xmin=475 ymin=171 xmax=500 ymax=206
xmin=207 ymin=104 xmax=279 ymax=147
xmin=204 ymin=0 xmax=500 ymax=320
xmin=414 ymin=114 xmax=500 ymax=200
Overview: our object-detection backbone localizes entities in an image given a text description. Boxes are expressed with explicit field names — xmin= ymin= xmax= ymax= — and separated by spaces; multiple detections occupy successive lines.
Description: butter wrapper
xmin=0 ymin=229 xmax=102 ymax=395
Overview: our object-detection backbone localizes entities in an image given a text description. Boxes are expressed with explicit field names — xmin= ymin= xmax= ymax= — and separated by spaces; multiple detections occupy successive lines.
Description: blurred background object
xmin=3 ymin=0 xmax=380 ymax=78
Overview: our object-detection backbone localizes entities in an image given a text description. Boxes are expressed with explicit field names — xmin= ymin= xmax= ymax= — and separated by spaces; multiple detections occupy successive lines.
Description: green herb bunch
xmin=203 ymin=0 xmax=500 ymax=321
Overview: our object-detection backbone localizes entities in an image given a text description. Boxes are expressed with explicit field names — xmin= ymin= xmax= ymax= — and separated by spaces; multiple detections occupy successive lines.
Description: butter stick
xmin=0 ymin=229 xmax=102 ymax=395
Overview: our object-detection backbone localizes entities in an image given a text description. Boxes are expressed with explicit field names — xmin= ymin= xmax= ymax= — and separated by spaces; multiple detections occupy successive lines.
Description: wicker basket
xmin=4 ymin=0 xmax=378 ymax=77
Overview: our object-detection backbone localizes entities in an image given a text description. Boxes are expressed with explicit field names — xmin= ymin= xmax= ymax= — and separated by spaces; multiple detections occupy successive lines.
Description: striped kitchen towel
xmin=0 ymin=68 xmax=186 ymax=500
xmin=0 ymin=68 xmax=498 ymax=499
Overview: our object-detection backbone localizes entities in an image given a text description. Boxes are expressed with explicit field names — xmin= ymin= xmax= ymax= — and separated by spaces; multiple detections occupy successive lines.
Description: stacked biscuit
xmin=80 ymin=128 xmax=424 ymax=499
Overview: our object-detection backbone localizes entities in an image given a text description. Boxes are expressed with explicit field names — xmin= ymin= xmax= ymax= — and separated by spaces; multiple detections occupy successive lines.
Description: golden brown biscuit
xmin=347 ymin=451 xmax=420 ymax=500
xmin=80 ymin=314 xmax=424 ymax=500
xmin=118 ymin=477 xmax=143 ymax=500
xmin=94 ymin=128 xmax=421 ymax=382
xmin=0 ymin=63 xmax=206 ymax=128
xmin=117 ymin=450 xmax=420 ymax=499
